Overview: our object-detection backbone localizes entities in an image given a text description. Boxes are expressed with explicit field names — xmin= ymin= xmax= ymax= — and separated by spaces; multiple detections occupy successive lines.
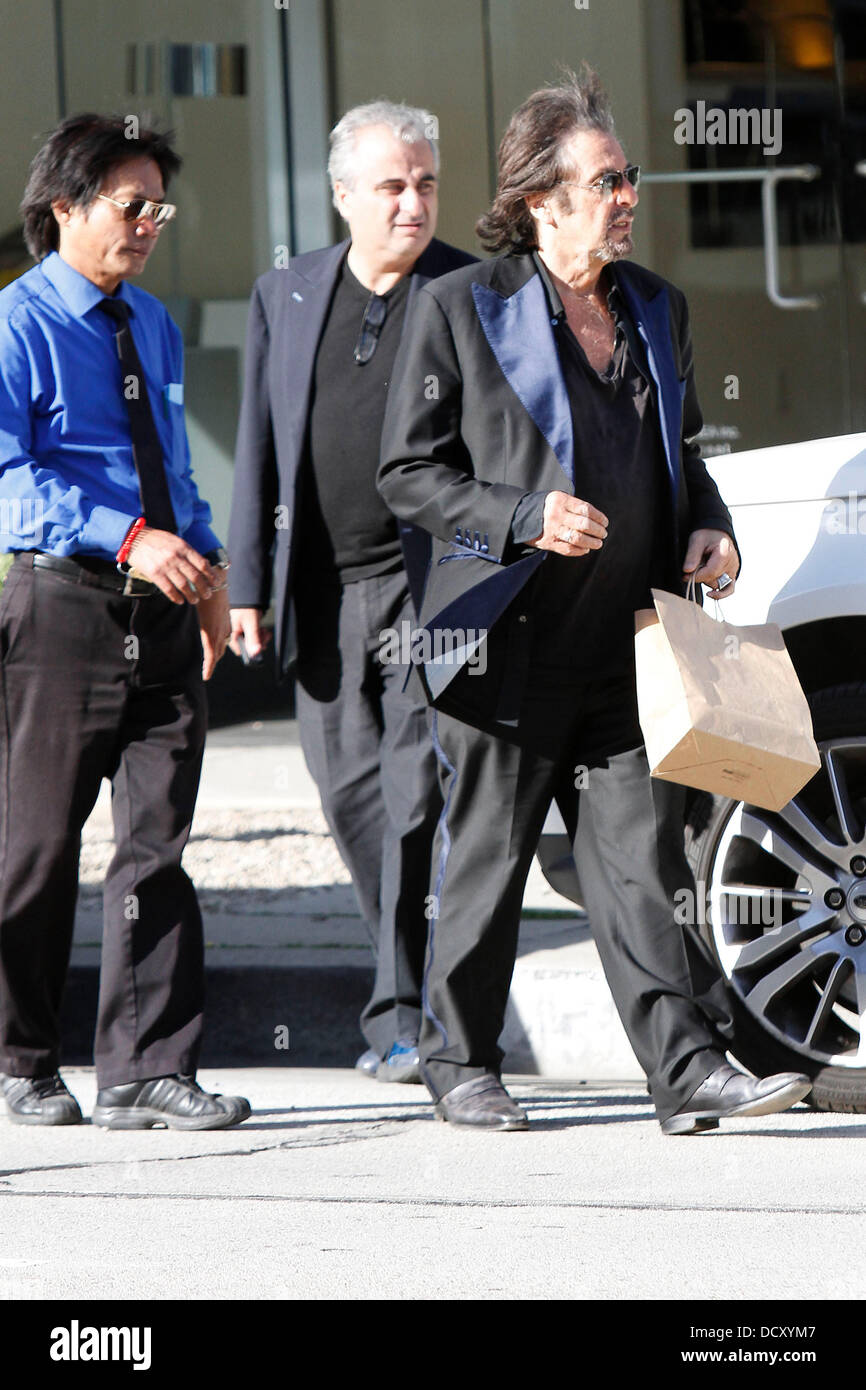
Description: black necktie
xmin=98 ymin=297 xmax=177 ymax=533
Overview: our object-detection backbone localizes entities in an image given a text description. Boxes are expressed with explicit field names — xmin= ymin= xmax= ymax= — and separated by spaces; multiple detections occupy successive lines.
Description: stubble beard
xmin=593 ymin=227 xmax=634 ymax=263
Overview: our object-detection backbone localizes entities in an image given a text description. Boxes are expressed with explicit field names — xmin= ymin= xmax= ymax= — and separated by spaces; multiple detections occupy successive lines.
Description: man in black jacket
xmin=229 ymin=102 xmax=475 ymax=1080
xmin=378 ymin=70 xmax=811 ymax=1132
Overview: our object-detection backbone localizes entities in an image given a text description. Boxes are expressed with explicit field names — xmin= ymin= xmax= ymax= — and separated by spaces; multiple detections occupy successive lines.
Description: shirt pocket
xmin=161 ymin=383 xmax=186 ymax=472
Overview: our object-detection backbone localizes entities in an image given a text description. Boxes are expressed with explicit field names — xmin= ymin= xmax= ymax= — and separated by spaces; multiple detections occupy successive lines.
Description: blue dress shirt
xmin=0 ymin=251 xmax=220 ymax=559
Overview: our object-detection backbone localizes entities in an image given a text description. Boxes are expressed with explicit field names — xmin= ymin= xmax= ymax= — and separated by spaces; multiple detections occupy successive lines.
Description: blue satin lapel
xmin=472 ymin=278 xmax=573 ymax=484
xmin=423 ymin=551 xmax=545 ymax=698
xmin=616 ymin=274 xmax=680 ymax=501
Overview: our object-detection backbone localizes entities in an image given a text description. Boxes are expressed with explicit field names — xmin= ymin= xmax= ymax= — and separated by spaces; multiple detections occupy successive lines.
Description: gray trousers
xmin=421 ymin=665 xmax=734 ymax=1122
xmin=294 ymin=569 xmax=440 ymax=1057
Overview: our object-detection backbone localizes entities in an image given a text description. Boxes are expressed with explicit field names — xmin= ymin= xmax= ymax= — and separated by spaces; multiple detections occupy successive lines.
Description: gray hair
xmin=328 ymin=100 xmax=440 ymax=210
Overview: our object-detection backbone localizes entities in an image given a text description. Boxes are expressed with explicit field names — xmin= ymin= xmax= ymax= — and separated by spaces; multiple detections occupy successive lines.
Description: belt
xmin=26 ymin=552 xmax=159 ymax=597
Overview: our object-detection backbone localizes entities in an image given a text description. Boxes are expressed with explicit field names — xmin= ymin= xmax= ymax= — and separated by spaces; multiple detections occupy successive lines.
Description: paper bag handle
xmin=685 ymin=572 xmax=723 ymax=618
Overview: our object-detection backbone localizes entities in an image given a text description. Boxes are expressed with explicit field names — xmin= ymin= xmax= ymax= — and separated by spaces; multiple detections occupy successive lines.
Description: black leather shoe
xmin=355 ymin=1048 xmax=380 ymax=1078
xmin=661 ymin=1064 xmax=812 ymax=1135
xmin=376 ymin=1038 xmax=421 ymax=1084
xmin=92 ymin=1074 xmax=251 ymax=1131
xmin=434 ymin=1074 xmax=529 ymax=1130
xmin=0 ymin=1071 xmax=82 ymax=1126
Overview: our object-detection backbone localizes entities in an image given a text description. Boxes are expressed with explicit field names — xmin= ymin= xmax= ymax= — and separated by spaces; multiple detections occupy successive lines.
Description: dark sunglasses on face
xmin=97 ymin=193 xmax=177 ymax=226
xmin=575 ymin=165 xmax=641 ymax=199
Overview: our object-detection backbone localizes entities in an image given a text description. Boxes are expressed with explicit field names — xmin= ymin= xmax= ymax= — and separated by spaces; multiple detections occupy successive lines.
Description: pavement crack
xmin=0 ymin=1189 xmax=863 ymax=1215
xmin=0 ymin=1121 xmax=406 ymax=1181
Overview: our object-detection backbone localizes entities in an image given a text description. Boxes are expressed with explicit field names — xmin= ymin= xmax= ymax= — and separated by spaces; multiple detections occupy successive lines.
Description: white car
xmin=536 ymin=432 xmax=866 ymax=1111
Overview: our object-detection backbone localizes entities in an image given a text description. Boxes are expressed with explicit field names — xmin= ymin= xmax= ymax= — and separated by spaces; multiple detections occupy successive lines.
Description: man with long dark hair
xmin=0 ymin=114 xmax=249 ymax=1129
xmin=379 ymin=69 xmax=811 ymax=1134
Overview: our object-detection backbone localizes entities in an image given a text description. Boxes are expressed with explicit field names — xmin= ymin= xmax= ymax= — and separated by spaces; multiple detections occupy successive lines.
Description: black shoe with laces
xmin=92 ymin=1074 xmax=251 ymax=1131
xmin=0 ymin=1071 xmax=83 ymax=1125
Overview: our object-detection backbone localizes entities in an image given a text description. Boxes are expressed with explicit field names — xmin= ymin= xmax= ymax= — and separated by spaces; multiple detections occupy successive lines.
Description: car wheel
xmin=686 ymin=682 xmax=866 ymax=1112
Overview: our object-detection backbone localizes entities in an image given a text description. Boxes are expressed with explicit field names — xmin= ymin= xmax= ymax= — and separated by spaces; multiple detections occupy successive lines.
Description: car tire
xmin=685 ymin=682 xmax=866 ymax=1112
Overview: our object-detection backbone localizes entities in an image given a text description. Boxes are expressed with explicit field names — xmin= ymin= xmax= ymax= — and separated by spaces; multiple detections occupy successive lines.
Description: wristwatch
xmin=206 ymin=547 xmax=230 ymax=569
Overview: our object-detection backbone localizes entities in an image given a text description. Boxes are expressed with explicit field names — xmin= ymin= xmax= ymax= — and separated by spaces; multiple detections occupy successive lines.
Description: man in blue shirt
xmin=0 ymin=113 xmax=249 ymax=1129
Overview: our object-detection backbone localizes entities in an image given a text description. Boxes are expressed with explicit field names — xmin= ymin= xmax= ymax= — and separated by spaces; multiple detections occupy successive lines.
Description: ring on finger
xmin=716 ymin=572 xmax=733 ymax=592
xmin=562 ymin=528 xmax=576 ymax=544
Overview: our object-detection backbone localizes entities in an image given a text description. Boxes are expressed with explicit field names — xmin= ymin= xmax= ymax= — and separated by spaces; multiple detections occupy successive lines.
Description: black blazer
xmin=377 ymin=252 xmax=737 ymax=729
xmin=228 ymin=236 xmax=477 ymax=673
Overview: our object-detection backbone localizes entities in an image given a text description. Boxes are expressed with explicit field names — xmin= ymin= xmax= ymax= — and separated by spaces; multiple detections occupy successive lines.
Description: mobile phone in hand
xmin=236 ymin=635 xmax=264 ymax=667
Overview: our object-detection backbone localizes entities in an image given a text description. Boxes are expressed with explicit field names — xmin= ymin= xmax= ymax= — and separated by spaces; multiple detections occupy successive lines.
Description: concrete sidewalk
xmin=1 ymin=1065 xmax=864 ymax=1302
xmin=15 ymin=707 xmax=864 ymax=1323
xmin=71 ymin=718 xmax=642 ymax=1078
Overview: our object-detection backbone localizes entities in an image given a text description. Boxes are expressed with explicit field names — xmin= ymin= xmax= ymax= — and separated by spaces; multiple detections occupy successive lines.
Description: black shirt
xmin=297 ymin=257 xmax=410 ymax=583
xmin=516 ymin=254 xmax=672 ymax=677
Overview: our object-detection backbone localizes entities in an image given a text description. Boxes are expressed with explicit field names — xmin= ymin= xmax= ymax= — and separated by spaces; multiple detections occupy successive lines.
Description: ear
xmin=525 ymin=193 xmax=554 ymax=228
xmin=333 ymin=180 xmax=352 ymax=221
xmin=50 ymin=199 xmax=73 ymax=227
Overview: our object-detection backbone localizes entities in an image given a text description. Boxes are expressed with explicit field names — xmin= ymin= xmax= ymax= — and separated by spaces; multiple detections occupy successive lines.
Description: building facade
xmin=2 ymin=0 xmax=864 ymax=707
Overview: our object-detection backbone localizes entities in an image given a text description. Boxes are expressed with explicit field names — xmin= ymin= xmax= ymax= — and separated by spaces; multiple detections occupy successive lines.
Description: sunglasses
xmin=574 ymin=165 xmax=641 ymax=199
xmin=353 ymin=293 xmax=388 ymax=365
xmin=97 ymin=193 xmax=177 ymax=226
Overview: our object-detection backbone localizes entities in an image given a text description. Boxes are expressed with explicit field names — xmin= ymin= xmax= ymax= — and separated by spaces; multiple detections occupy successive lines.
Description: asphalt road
xmin=1 ymin=1066 xmax=864 ymax=1308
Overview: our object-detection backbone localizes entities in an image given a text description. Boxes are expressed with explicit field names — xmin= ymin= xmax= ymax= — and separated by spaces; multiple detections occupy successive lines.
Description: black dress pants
xmin=0 ymin=558 xmax=207 ymax=1088
xmin=294 ymin=569 xmax=440 ymax=1057
xmin=421 ymin=664 xmax=735 ymax=1123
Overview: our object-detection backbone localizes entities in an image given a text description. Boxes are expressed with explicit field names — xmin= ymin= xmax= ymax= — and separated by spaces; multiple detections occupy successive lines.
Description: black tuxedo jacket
xmin=228 ymin=236 xmax=477 ymax=673
xmin=378 ymin=252 xmax=736 ymax=731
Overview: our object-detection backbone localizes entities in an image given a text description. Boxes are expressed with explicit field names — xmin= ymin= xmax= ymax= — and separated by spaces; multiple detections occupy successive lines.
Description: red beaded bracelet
xmin=116 ymin=516 xmax=147 ymax=565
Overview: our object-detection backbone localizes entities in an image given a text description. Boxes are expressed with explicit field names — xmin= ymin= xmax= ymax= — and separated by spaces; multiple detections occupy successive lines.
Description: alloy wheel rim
xmin=703 ymin=737 xmax=866 ymax=1068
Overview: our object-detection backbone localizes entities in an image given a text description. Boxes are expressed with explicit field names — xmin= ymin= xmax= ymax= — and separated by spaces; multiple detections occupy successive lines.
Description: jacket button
xmin=517 ymin=614 xmax=527 ymax=623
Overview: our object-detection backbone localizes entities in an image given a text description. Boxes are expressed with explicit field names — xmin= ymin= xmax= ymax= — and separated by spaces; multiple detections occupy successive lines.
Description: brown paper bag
xmin=634 ymin=586 xmax=821 ymax=812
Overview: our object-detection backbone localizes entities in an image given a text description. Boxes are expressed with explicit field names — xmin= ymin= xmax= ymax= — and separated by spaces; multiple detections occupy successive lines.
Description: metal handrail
xmin=642 ymin=165 xmax=821 ymax=309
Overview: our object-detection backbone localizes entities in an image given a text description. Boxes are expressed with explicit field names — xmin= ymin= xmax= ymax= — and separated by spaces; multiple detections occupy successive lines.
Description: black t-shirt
xmin=524 ymin=258 xmax=673 ymax=679
xmin=296 ymin=257 xmax=410 ymax=584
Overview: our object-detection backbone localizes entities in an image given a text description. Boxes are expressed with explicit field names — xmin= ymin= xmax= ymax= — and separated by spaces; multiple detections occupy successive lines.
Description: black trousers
xmin=0 ymin=558 xmax=207 ymax=1089
xmin=422 ymin=665 xmax=735 ymax=1123
xmin=294 ymin=569 xmax=440 ymax=1057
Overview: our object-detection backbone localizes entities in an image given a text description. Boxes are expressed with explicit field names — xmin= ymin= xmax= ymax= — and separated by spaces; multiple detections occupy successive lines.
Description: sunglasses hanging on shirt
xmin=353 ymin=293 xmax=389 ymax=364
